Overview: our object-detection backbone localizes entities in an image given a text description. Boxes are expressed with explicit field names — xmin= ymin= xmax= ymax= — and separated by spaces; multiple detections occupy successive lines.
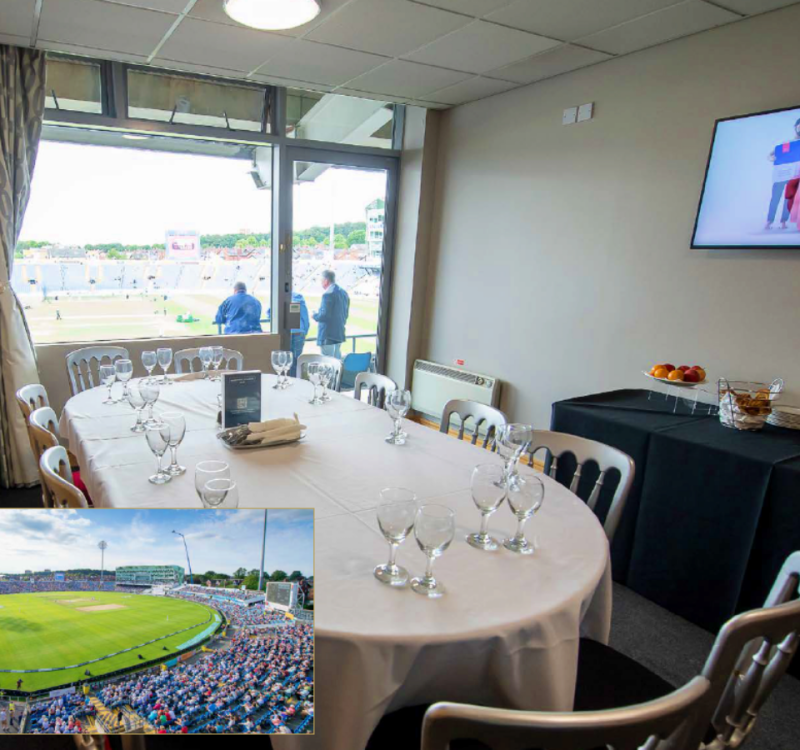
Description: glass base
xmin=103 ymin=398 xmax=118 ymax=405
xmin=161 ymin=376 xmax=172 ymax=385
xmin=385 ymin=431 xmax=408 ymax=445
xmin=131 ymin=423 xmax=147 ymax=434
xmin=503 ymin=536 xmax=534 ymax=555
xmin=144 ymin=417 xmax=163 ymax=428
xmin=374 ymin=563 xmax=409 ymax=586
xmin=166 ymin=464 xmax=186 ymax=476
xmin=411 ymin=576 xmax=444 ymax=598
xmin=466 ymin=532 xmax=499 ymax=551
xmin=149 ymin=472 xmax=171 ymax=485
xmin=309 ymin=397 xmax=324 ymax=405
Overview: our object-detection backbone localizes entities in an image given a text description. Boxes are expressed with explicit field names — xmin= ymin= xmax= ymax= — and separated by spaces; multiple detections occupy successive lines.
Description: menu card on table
xmin=221 ymin=371 xmax=262 ymax=428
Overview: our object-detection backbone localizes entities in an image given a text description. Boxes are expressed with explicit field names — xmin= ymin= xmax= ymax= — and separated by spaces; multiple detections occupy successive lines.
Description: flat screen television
xmin=692 ymin=104 xmax=800 ymax=249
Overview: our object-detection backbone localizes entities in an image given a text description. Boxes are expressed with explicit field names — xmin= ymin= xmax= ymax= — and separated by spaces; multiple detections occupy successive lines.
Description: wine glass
xmin=126 ymin=381 xmax=147 ymax=433
xmin=141 ymin=350 xmax=157 ymax=379
xmin=139 ymin=379 xmax=161 ymax=427
xmin=199 ymin=347 xmax=214 ymax=379
xmin=503 ymin=475 xmax=545 ymax=555
xmin=195 ymin=461 xmax=230 ymax=504
xmin=157 ymin=348 xmax=173 ymax=385
xmin=145 ymin=423 xmax=172 ymax=485
xmin=320 ymin=364 xmax=334 ymax=402
xmin=496 ymin=423 xmax=534 ymax=487
xmin=210 ymin=346 xmax=225 ymax=381
xmin=201 ymin=478 xmax=239 ymax=509
xmin=99 ymin=365 xmax=117 ymax=405
xmin=272 ymin=351 xmax=286 ymax=390
xmin=410 ymin=505 xmax=456 ymax=598
xmin=283 ymin=351 xmax=294 ymax=387
xmin=466 ymin=464 xmax=507 ymax=551
xmin=115 ymin=359 xmax=133 ymax=400
xmin=307 ymin=362 xmax=324 ymax=405
xmin=385 ymin=389 xmax=412 ymax=445
xmin=161 ymin=411 xmax=186 ymax=476
xmin=374 ymin=488 xmax=417 ymax=586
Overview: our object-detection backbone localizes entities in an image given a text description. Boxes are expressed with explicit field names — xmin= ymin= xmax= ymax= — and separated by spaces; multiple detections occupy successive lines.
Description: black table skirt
xmin=551 ymin=390 xmax=800 ymax=637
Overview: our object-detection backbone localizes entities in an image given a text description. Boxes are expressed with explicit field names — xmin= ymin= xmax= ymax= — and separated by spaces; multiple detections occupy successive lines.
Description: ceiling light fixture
xmin=223 ymin=0 xmax=321 ymax=30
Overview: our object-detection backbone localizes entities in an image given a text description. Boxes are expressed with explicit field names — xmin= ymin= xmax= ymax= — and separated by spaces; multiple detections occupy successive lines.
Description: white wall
xmin=423 ymin=6 xmax=800 ymax=428
xmin=38 ymin=333 xmax=279 ymax=416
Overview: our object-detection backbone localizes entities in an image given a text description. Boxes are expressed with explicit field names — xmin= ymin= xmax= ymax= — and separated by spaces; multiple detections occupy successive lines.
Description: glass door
xmin=283 ymin=147 xmax=397 ymax=374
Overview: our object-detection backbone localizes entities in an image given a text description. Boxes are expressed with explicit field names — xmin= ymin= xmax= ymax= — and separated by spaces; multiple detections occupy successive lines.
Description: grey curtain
xmin=0 ymin=45 xmax=45 ymax=488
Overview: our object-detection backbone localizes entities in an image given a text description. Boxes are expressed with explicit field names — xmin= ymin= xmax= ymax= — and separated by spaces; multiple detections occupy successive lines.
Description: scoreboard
xmin=266 ymin=582 xmax=297 ymax=611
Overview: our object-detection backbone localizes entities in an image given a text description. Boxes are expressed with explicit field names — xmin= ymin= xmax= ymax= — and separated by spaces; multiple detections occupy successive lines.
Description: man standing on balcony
xmin=312 ymin=269 xmax=350 ymax=359
xmin=213 ymin=281 xmax=263 ymax=334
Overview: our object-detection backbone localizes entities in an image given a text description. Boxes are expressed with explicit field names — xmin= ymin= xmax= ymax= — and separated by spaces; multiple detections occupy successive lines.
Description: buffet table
xmin=552 ymin=389 xmax=800 ymax=634
xmin=61 ymin=376 xmax=612 ymax=750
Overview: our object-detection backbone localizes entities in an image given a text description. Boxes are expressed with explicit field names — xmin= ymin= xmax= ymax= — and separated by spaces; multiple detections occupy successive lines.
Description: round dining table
xmin=59 ymin=374 xmax=612 ymax=750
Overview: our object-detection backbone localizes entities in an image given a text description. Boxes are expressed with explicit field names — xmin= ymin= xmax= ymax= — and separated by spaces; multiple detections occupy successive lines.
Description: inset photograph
xmin=0 ymin=508 xmax=313 ymax=736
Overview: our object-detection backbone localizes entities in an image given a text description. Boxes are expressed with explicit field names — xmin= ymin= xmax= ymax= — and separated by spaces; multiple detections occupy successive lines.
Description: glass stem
xmin=107 ymin=384 xmax=113 ymax=401
xmin=155 ymin=453 xmax=163 ymax=475
xmin=514 ymin=517 xmax=527 ymax=541
xmin=479 ymin=512 xmax=490 ymax=538
xmin=387 ymin=542 xmax=398 ymax=570
xmin=424 ymin=554 xmax=435 ymax=582
xmin=169 ymin=445 xmax=178 ymax=468
xmin=394 ymin=418 xmax=400 ymax=437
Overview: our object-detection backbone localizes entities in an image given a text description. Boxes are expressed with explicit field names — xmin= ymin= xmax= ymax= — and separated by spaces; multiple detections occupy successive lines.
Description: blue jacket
xmin=312 ymin=284 xmax=349 ymax=345
xmin=291 ymin=292 xmax=310 ymax=338
xmin=214 ymin=292 xmax=263 ymax=334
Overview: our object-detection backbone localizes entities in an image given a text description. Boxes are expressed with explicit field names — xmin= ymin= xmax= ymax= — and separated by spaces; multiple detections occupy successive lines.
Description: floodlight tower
xmin=98 ymin=541 xmax=108 ymax=584
xmin=172 ymin=530 xmax=194 ymax=585
xmin=258 ymin=510 xmax=268 ymax=592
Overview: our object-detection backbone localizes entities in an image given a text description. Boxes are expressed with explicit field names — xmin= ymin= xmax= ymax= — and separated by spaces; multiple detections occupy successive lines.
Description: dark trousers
xmin=768 ymin=180 xmax=791 ymax=223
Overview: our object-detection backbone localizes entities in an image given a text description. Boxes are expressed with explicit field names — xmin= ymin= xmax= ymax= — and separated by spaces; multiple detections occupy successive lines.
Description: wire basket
xmin=717 ymin=378 xmax=784 ymax=431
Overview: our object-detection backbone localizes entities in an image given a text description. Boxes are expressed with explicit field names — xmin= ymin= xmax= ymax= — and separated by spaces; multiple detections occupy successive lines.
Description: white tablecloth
xmin=60 ymin=375 xmax=612 ymax=750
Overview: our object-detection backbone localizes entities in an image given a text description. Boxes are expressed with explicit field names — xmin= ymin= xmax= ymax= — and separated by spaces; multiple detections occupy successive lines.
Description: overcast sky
xmin=0 ymin=509 xmax=313 ymax=577
xmin=20 ymin=140 xmax=386 ymax=245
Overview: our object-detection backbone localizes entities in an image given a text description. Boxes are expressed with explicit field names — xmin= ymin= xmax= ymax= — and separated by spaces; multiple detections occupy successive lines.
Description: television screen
xmin=692 ymin=105 xmax=800 ymax=248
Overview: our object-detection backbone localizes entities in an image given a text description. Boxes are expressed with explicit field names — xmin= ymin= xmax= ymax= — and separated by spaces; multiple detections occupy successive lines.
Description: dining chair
xmin=39 ymin=446 xmax=89 ymax=509
xmin=16 ymin=383 xmax=50 ymax=454
xmin=527 ymin=430 xmax=634 ymax=544
xmin=174 ymin=347 xmax=243 ymax=374
xmin=341 ymin=352 xmax=373 ymax=390
xmin=439 ymin=399 xmax=508 ymax=451
xmin=66 ymin=346 xmax=129 ymax=396
xmin=574 ymin=551 xmax=800 ymax=750
xmin=296 ymin=354 xmax=343 ymax=392
xmin=420 ymin=676 xmax=710 ymax=750
xmin=354 ymin=372 xmax=397 ymax=409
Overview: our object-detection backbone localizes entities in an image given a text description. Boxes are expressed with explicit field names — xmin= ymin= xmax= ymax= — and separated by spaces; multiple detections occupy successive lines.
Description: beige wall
xmin=423 ymin=6 xmax=800 ymax=428
xmin=38 ymin=333 xmax=279 ymax=415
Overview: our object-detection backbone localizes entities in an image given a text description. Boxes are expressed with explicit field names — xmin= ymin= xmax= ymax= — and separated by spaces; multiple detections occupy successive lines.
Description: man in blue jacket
xmin=289 ymin=291 xmax=310 ymax=377
xmin=213 ymin=281 xmax=262 ymax=334
xmin=312 ymin=270 xmax=350 ymax=358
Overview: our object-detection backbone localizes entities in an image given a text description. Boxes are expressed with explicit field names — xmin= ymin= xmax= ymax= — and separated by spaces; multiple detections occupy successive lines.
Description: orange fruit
xmin=653 ymin=367 xmax=669 ymax=379
xmin=668 ymin=369 xmax=685 ymax=381
xmin=692 ymin=367 xmax=706 ymax=380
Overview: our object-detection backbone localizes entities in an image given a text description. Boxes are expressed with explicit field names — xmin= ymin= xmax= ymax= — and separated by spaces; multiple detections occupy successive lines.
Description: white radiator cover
xmin=411 ymin=359 xmax=501 ymax=422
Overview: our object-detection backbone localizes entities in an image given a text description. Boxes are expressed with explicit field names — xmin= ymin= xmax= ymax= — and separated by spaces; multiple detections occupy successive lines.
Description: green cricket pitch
xmin=0 ymin=592 xmax=219 ymax=692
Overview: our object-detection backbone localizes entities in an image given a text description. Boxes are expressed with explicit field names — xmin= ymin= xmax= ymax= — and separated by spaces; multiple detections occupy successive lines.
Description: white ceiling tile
xmin=0 ymin=33 xmax=32 ymax=47
xmin=408 ymin=99 xmax=451 ymax=109
xmin=306 ymin=0 xmax=470 ymax=57
xmin=100 ymin=0 xmax=189 ymax=12
xmin=487 ymin=43 xmax=611 ymax=83
xmin=157 ymin=16 xmax=294 ymax=71
xmin=252 ymin=40 xmax=387 ymax=86
xmin=425 ymin=75 xmax=518 ymax=104
xmin=577 ymin=0 xmax=739 ymax=55
xmin=342 ymin=59 xmax=470 ymax=98
xmin=1 ymin=0 xmax=36 ymax=39
xmin=404 ymin=20 xmax=559 ymax=73
xmin=486 ymin=0 xmax=686 ymax=41
xmin=335 ymin=87 xmax=411 ymax=103
xmin=150 ymin=58 xmax=251 ymax=79
xmin=409 ymin=0 xmax=516 ymax=16
xmin=711 ymin=0 xmax=799 ymax=12
xmin=38 ymin=0 xmax=177 ymax=56
xmin=250 ymin=74 xmax=334 ymax=92
xmin=188 ymin=0 xmax=354 ymax=37
xmin=36 ymin=39 xmax=150 ymax=63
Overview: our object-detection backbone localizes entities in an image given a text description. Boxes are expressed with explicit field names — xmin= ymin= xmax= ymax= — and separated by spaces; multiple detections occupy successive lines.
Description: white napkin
xmin=245 ymin=414 xmax=306 ymax=445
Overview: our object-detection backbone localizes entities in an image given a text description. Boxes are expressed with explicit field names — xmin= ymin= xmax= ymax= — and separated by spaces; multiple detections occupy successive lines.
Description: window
xmin=127 ymin=69 xmax=272 ymax=133
xmin=14 ymin=137 xmax=272 ymax=345
xmin=45 ymin=57 xmax=103 ymax=114
xmin=286 ymin=89 xmax=395 ymax=149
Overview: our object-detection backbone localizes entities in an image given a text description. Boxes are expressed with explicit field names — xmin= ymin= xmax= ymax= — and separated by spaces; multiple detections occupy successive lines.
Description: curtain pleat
xmin=0 ymin=45 xmax=46 ymax=488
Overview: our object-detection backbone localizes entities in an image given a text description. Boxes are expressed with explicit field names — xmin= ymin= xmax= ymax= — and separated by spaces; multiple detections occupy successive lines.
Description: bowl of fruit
xmin=644 ymin=363 xmax=707 ymax=386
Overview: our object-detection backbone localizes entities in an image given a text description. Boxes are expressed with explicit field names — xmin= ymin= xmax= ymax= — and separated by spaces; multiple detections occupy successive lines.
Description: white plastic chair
xmin=16 ymin=383 xmax=50 ymax=454
xmin=66 ymin=346 xmax=129 ymax=396
xmin=354 ymin=372 xmax=397 ymax=409
xmin=39 ymin=446 xmax=89 ymax=509
xmin=174 ymin=347 xmax=243 ymax=374
xmin=297 ymin=354 xmax=343 ymax=392
xmin=439 ymin=399 xmax=508 ymax=451
xmin=528 ymin=430 xmax=634 ymax=544
xmin=29 ymin=407 xmax=61 ymax=459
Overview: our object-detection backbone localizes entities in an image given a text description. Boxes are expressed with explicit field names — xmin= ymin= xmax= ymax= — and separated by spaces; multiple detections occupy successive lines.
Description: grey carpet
xmin=610 ymin=582 xmax=800 ymax=750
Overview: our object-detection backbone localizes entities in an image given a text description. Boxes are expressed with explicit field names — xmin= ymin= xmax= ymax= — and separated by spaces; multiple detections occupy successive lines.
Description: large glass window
xmin=14 ymin=138 xmax=272 ymax=345
xmin=45 ymin=57 xmax=103 ymax=114
xmin=286 ymin=89 xmax=395 ymax=149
